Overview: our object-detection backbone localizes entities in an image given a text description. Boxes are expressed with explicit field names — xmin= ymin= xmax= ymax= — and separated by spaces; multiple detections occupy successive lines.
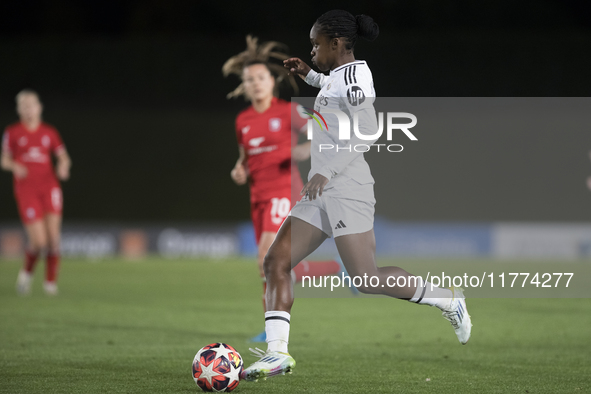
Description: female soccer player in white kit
xmin=242 ymin=10 xmax=472 ymax=382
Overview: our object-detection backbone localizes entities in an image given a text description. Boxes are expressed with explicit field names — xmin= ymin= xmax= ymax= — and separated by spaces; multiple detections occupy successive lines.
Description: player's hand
xmin=231 ymin=164 xmax=247 ymax=185
xmin=12 ymin=162 xmax=27 ymax=179
xmin=292 ymin=142 xmax=311 ymax=162
xmin=56 ymin=162 xmax=70 ymax=181
xmin=301 ymin=173 xmax=329 ymax=200
xmin=283 ymin=57 xmax=311 ymax=80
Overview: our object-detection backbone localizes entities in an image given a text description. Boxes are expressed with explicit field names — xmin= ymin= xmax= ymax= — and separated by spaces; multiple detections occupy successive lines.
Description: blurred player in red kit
xmin=223 ymin=36 xmax=344 ymax=341
xmin=1 ymin=90 xmax=72 ymax=295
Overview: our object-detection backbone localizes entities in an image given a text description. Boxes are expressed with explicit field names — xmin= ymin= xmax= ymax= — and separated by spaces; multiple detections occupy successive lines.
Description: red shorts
xmin=14 ymin=184 xmax=63 ymax=224
xmin=251 ymin=195 xmax=294 ymax=244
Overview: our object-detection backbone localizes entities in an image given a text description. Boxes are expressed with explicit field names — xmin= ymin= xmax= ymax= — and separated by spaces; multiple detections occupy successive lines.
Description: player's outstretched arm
xmin=56 ymin=150 xmax=71 ymax=181
xmin=0 ymin=152 xmax=27 ymax=179
xmin=283 ymin=58 xmax=311 ymax=80
xmin=285 ymin=58 xmax=327 ymax=88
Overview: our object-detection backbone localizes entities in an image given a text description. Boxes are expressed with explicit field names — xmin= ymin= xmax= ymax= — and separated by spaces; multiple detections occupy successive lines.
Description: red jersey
xmin=235 ymin=97 xmax=308 ymax=203
xmin=2 ymin=122 xmax=65 ymax=190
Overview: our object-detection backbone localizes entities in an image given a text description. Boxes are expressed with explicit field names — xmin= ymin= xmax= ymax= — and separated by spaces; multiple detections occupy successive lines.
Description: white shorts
xmin=290 ymin=192 xmax=375 ymax=238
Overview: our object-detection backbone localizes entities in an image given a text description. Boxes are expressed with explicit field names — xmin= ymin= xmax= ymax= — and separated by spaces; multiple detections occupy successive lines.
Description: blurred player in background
xmin=223 ymin=36 xmax=344 ymax=342
xmin=1 ymin=90 xmax=71 ymax=295
xmin=242 ymin=10 xmax=472 ymax=382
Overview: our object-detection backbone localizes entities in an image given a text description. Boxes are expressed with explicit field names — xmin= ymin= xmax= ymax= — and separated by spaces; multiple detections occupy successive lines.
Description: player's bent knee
xmin=262 ymin=253 xmax=277 ymax=277
xmin=262 ymin=251 xmax=290 ymax=279
xmin=31 ymin=240 xmax=48 ymax=252
xmin=28 ymin=245 xmax=43 ymax=254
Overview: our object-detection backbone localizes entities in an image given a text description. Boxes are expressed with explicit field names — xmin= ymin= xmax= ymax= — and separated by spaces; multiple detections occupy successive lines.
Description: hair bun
xmin=356 ymin=14 xmax=379 ymax=41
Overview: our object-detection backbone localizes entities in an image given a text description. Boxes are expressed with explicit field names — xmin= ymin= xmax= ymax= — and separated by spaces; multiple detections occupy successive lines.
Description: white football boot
xmin=16 ymin=270 xmax=32 ymax=295
xmin=241 ymin=347 xmax=296 ymax=382
xmin=43 ymin=281 xmax=59 ymax=296
xmin=442 ymin=287 xmax=472 ymax=344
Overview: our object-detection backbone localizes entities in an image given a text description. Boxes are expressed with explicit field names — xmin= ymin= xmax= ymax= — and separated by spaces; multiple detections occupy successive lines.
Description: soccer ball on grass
xmin=192 ymin=343 xmax=243 ymax=392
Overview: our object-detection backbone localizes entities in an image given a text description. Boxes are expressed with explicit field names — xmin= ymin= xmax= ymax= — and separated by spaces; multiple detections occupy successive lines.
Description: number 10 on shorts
xmin=270 ymin=198 xmax=290 ymax=225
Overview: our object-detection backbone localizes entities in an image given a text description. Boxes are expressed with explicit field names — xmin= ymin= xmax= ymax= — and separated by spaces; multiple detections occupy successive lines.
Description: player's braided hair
xmin=222 ymin=35 xmax=298 ymax=100
xmin=315 ymin=10 xmax=379 ymax=51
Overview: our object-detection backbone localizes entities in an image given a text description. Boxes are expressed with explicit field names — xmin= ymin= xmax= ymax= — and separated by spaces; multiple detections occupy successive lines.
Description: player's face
xmin=310 ymin=24 xmax=334 ymax=72
xmin=17 ymin=94 xmax=43 ymax=123
xmin=242 ymin=64 xmax=275 ymax=102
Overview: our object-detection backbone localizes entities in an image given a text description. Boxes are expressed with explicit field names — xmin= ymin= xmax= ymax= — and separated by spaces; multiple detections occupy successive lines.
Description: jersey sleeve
xmin=342 ymin=66 xmax=375 ymax=114
xmin=316 ymin=68 xmax=379 ymax=180
xmin=50 ymin=128 xmax=66 ymax=155
xmin=291 ymin=103 xmax=309 ymax=133
xmin=305 ymin=69 xmax=328 ymax=89
xmin=1 ymin=129 xmax=12 ymax=155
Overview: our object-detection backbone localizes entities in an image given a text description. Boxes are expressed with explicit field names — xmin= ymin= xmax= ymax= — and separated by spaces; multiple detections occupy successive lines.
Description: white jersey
xmin=304 ymin=61 xmax=379 ymax=199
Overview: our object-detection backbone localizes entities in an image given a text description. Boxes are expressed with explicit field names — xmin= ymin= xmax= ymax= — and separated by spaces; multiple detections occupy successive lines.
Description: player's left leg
xmin=335 ymin=230 xmax=471 ymax=344
xmin=40 ymin=185 xmax=63 ymax=295
xmin=43 ymin=213 xmax=62 ymax=295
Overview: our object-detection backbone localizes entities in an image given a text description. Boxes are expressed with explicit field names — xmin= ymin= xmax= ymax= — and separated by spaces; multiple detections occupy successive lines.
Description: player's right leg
xmin=16 ymin=220 xmax=47 ymax=295
xmin=242 ymin=216 xmax=327 ymax=381
xmin=14 ymin=189 xmax=47 ymax=295
xmin=250 ymin=231 xmax=276 ymax=342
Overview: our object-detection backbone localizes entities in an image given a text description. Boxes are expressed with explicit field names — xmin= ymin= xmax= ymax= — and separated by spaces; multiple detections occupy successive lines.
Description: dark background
xmin=1 ymin=0 xmax=591 ymax=223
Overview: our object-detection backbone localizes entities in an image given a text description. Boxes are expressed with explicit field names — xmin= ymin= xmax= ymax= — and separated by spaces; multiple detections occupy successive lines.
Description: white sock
xmin=265 ymin=311 xmax=290 ymax=353
xmin=409 ymin=281 xmax=452 ymax=310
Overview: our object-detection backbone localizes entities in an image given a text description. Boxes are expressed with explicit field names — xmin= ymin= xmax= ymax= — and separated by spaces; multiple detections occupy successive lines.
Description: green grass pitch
xmin=1 ymin=258 xmax=590 ymax=393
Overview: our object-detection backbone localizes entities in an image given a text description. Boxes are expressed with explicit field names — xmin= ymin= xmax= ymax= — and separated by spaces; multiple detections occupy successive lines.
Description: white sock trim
xmin=409 ymin=283 xmax=427 ymax=303
xmin=264 ymin=311 xmax=290 ymax=322
xmin=409 ymin=281 xmax=453 ymax=310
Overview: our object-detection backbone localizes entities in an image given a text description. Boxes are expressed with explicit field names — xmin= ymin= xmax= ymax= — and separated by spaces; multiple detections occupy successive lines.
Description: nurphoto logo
xmin=304 ymin=107 xmax=418 ymax=153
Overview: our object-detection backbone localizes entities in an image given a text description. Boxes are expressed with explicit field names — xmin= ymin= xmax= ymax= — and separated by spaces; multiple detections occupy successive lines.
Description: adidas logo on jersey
xmin=334 ymin=220 xmax=347 ymax=230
